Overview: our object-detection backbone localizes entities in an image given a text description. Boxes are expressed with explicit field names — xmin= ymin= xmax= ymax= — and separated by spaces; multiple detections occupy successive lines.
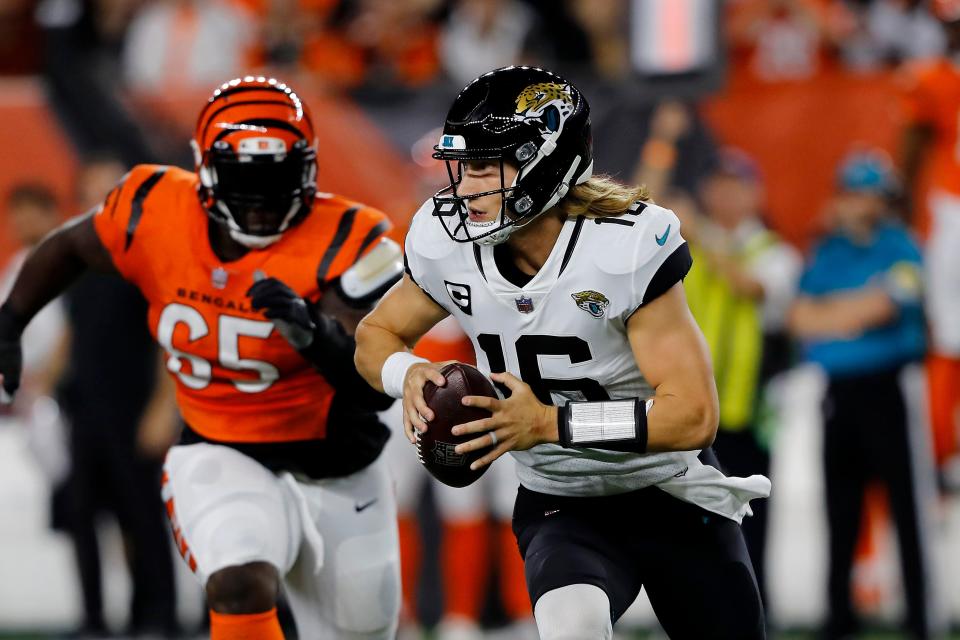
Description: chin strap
xmin=468 ymin=156 xmax=594 ymax=247
xmin=227 ymin=227 xmax=282 ymax=249
xmin=213 ymin=199 xmax=304 ymax=249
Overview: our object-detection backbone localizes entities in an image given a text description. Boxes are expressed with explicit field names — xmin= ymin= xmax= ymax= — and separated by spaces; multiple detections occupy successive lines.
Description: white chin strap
xmin=468 ymin=217 xmax=514 ymax=246
xmin=467 ymin=156 xmax=593 ymax=247
xmin=215 ymin=200 xmax=300 ymax=249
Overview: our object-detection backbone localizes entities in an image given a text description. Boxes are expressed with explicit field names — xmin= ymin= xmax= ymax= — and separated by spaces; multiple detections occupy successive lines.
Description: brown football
xmin=416 ymin=363 xmax=498 ymax=488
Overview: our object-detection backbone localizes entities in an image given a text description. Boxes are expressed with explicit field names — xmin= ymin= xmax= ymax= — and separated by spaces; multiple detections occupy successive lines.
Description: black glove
xmin=0 ymin=305 xmax=25 ymax=403
xmin=247 ymin=275 xmax=317 ymax=350
xmin=245 ymin=275 xmax=392 ymax=409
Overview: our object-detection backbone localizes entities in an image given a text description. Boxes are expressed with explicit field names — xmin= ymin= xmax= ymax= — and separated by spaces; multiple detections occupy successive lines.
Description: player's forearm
xmin=300 ymin=314 xmax=393 ymax=409
xmin=788 ymin=290 xmax=895 ymax=338
xmin=706 ymin=251 xmax=765 ymax=300
xmin=788 ymin=298 xmax=845 ymax=338
xmin=549 ymin=388 xmax=717 ymax=454
xmin=3 ymin=213 xmax=112 ymax=326
xmin=354 ymin=318 xmax=412 ymax=393
xmin=646 ymin=386 xmax=719 ymax=452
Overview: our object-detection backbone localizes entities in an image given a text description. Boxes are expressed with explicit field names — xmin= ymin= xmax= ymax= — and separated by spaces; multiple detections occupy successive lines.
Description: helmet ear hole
xmin=515 ymin=142 xmax=537 ymax=163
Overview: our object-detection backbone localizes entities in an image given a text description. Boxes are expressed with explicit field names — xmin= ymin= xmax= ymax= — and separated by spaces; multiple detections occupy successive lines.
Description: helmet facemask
xmin=197 ymin=136 xmax=317 ymax=249
xmin=431 ymin=67 xmax=594 ymax=246
xmin=433 ymin=148 xmax=536 ymax=246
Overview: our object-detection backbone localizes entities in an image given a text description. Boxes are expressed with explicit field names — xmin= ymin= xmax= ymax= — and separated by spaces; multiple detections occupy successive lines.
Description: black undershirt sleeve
xmin=628 ymin=242 xmax=693 ymax=319
xmin=298 ymin=309 xmax=394 ymax=411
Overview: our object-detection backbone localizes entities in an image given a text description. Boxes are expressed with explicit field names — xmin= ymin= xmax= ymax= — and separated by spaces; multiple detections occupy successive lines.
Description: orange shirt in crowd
xmin=901 ymin=58 xmax=960 ymax=197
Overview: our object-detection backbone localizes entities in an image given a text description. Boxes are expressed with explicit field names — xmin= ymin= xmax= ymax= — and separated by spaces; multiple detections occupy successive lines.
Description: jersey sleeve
xmin=315 ymin=204 xmax=393 ymax=288
xmin=619 ymin=205 xmax=692 ymax=319
xmin=91 ymin=164 xmax=169 ymax=282
xmin=402 ymin=199 xmax=451 ymax=311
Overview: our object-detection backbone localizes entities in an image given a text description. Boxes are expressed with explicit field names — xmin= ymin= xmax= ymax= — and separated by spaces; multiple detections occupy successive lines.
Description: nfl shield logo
xmin=515 ymin=295 xmax=534 ymax=313
xmin=211 ymin=267 xmax=229 ymax=290
xmin=432 ymin=441 xmax=466 ymax=467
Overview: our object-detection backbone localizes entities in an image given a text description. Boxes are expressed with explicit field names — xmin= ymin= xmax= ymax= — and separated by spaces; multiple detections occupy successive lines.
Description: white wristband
xmin=381 ymin=351 xmax=429 ymax=399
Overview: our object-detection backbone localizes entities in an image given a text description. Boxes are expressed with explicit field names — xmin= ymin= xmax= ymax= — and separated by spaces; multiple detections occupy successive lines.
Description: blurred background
xmin=1 ymin=0 xmax=960 ymax=638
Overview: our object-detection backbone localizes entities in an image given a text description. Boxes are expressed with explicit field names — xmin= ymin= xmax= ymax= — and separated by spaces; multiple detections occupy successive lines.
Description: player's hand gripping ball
xmin=417 ymin=363 xmax=498 ymax=487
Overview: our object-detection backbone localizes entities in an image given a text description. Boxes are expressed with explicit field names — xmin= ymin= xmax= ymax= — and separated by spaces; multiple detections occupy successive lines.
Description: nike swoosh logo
xmin=655 ymin=224 xmax=671 ymax=246
xmin=355 ymin=498 xmax=378 ymax=513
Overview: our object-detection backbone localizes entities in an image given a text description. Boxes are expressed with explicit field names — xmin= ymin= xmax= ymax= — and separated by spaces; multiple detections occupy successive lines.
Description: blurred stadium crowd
xmin=2 ymin=0 xmax=960 ymax=638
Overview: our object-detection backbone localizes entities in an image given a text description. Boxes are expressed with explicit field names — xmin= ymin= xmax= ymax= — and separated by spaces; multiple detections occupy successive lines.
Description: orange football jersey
xmin=902 ymin=59 xmax=960 ymax=196
xmin=93 ymin=164 xmax=391 ymax=443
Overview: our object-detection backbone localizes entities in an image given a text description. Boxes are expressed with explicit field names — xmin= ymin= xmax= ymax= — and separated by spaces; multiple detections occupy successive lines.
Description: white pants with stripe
xmin=162 ymin=443 xmax=400 ymax=639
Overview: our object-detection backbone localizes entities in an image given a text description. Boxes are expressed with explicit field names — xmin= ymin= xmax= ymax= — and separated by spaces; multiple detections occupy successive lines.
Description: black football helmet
xmin=432 ymin=66 xmax=593 ymax=245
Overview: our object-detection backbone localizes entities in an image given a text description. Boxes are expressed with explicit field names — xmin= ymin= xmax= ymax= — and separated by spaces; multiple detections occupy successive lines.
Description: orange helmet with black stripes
xmin=192 ymin=76 xmax=318 ymax=248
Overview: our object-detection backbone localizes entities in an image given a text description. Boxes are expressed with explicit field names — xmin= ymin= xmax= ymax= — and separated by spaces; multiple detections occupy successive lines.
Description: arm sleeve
xmin=638 ymin=242 xmax=693 ymax=307
xmin=622 ymin=206 xmax=690 ymax=319
xmin=298 ymin=309 xmax=395 ymax=410
xmin=303 ymin=206 xmax=397 ymax=408
xmin=402 ymin=215 xmax=450 ymax=312
xmin=315 ymin=205 xmax=393 ymax=287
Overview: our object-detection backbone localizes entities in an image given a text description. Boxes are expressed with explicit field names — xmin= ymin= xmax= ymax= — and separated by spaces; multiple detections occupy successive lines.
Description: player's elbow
xmin=686 ymin=396 xmax=719 ymax=450
xmin=353 ymin=318 xmax=381 ymax=390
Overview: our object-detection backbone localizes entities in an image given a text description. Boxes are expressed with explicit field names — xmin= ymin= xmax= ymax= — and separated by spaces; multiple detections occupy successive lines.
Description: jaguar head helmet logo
xmin=514 ymin=82 xmax=574 ymax=137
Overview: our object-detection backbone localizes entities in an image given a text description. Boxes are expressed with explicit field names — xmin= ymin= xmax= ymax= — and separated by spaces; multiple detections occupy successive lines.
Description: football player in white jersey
xmin=356 ymin=66 xmax=771 ymax=639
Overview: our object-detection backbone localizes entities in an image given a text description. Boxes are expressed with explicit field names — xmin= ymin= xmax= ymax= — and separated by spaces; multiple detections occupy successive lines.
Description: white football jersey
xmin=404 ymin=199 xmax=770 ymax=522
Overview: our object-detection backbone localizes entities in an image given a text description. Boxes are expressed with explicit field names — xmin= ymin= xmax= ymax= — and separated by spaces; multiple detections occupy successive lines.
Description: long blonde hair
xmin=556 ymin=175 xmax=650 ymax=219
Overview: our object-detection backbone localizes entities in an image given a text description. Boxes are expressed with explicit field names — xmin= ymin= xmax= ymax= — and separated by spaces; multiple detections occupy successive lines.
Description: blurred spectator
xmin=36 ymin=0 xmax=155 ymax=167
xmin=0 ymin=185 xmax=69 ymax=486
xmin=788 ymin=149 xmax=932 ymax=640
xmin=0 ymin=185 xmax=66 ymax=390
xmin=233 ymin=0 xmax=333 ymax=69
xmin=561 ymin=0 xmax=629 ymax=81
xmin=652 ymin=148 xmax=802 ymax=614
xmin=840 ymin=0 xmax=945 ymax=70
xmin=525 ymin=0 xmax=629 ymax=82
xmin=0 ymin=0 xmax=43 ymax=74
xmin=52 ymin=157 xmax=178 ymax=638
xmin=122 ymin=0 xmax=257 ymax=93
xmin=727 ymin=0 xmax=850 ymax=81
xmin=596 ymin=99 xmax=716 ymax=201
xmin=900 ymin=0 xmax=960 ymax=483
xmin=438 ymin=0 xmax=537 ymax=87
xmin=343 ymin=0 xmax=446 ymax=89
xmin=234 ymin=0 xmax=371 ymax=90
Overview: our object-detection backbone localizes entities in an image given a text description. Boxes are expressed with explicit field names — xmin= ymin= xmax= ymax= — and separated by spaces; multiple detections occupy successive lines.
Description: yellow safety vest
xmin=684 ymin=230 xmax=778 ymax=431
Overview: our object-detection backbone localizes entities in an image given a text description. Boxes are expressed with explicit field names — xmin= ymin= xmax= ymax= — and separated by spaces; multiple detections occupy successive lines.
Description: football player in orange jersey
xmin=0 ymin=77 xmax=404 ymax=639
xmin=901 ymin=0 xmax=960 ymax=478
